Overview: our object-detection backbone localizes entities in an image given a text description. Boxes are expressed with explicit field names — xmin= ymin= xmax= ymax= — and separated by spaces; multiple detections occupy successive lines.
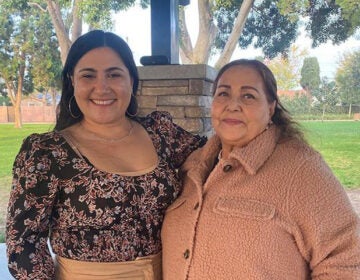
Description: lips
xmin=222 ymin=118 xmax=244 ymax=125
xmin=91 ymin=99 xmax=115 ymax=105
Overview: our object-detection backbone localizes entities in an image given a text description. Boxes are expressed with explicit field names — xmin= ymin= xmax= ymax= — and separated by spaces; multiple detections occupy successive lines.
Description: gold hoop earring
xmin=126 ymin=108 xmax=138 ymax=117
xmin=265 ymin=120 xmax=273 ymax=130
xmin=68 ymin=95 xmax=80 ymax=119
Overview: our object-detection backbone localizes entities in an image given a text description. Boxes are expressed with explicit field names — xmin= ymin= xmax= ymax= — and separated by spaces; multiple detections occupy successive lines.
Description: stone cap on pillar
xmin=138 ymin=64 xmax=217 ymax=81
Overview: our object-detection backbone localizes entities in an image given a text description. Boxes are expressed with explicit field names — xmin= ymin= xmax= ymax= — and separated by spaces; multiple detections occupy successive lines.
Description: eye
xmin=107 ymin=71 xmax=122 ymax=79
xmin=80 ymin=72 xmax=95 ymax=79
xmin=243 ymin=93 xmax=255 ymax=99
xmin=215 ymin=90 xmax=229 ymax=97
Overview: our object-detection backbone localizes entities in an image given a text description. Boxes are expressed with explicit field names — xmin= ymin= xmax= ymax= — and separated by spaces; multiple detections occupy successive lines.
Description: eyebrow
xmin=217 ymin=84 xmax=260 ymax=93
xmin=78 ymin=66 xmax=125 ymax=73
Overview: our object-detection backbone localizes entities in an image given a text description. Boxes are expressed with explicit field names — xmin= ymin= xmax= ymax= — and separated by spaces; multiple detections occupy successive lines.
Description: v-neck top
xmin=6 ymin=111 xmax=206 ymax=279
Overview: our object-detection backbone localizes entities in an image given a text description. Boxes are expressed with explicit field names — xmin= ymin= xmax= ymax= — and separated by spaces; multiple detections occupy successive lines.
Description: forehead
xmin=75 ymin=47 xmax=124 ymax=69
xmin=219 ymin=65 xmax=263 ymax=84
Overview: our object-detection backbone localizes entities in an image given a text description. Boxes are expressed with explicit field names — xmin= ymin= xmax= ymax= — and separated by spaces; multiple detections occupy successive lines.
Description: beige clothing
xmin=55 ymin=253 xmax=162 ymax=280
xmin=162 ymin=126 xmax=360 ymax=279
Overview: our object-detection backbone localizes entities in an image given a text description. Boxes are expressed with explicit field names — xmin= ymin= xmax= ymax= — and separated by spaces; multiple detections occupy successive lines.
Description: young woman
xmin=6 ymin=30 xmax=205 ymax=279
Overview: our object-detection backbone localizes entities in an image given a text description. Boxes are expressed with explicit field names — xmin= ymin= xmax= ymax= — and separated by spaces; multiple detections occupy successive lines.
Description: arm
xmin=288 ymin=152 xmax=360 ymax=279
xmin=6 ymin=135 xmax=57 ymax=279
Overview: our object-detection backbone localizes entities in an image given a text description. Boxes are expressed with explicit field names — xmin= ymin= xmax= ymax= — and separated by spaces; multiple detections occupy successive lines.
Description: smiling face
xmin=211 ymin=65 xmax=276 ymax=153
xmin=72 ymin=47 xmax=133 ymax=126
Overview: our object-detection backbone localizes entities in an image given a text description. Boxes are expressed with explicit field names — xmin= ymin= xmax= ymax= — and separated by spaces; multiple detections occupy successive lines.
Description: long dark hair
xmin=213 ymin=59 xmax=305 ymax=142
xmin=55 ymin=30 xmax=139 ymax=131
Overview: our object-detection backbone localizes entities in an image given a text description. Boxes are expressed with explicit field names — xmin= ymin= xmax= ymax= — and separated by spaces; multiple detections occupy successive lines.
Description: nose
xmin=94 ymin=75 xmax=109 ymax=92
xmin=226 ymin=96 xmax=242 ymax=111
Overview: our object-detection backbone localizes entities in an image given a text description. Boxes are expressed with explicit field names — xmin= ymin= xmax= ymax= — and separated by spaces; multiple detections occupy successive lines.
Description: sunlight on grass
xmin=301 ymin=121 xmax=360 ymax=188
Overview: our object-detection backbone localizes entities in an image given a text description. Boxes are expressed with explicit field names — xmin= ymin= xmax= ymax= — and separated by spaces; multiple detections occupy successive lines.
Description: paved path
xmin=346 ymin=189 xmax=360 ymax=216
xmin=0 ymin=190 xmax=359 ymax=279
xmin=0 ymin=243 xmax=11 ymax=279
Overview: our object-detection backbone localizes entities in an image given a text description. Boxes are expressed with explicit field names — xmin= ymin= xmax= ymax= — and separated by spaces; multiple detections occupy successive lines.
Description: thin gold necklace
xmin=80 ymin=121 xmax=134 ymax=143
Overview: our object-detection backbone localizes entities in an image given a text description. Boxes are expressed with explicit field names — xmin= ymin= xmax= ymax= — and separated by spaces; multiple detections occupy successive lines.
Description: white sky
xmin=114 ymin=2 xmax=360 ymax=80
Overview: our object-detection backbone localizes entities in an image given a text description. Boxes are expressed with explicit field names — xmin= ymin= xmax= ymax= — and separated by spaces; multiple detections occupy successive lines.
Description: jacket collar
xmin=228 ymin=125 xmax=279 ymax=175
xmin=183 ymin=126 xmax=280 ymax=179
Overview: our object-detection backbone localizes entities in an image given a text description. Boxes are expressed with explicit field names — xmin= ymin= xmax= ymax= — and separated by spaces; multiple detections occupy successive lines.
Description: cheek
xmin=211 ymin=102 xmax=223 ymax=118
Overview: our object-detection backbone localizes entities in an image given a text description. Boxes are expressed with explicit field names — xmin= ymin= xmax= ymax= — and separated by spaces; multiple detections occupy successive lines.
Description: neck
xmin=80 ymin=119 xmax=134 ymax=143
xmin=219 ymin=145 xmax=233 ymax=160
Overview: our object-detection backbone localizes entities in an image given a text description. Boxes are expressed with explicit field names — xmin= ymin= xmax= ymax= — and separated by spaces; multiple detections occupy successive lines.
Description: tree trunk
xmin=5 ymin=83 xmax=21 ymax=127
xmin=179 ymin=7 xmax=194 ymax=64
xmin=192 ymin=0 xmax=218 ymax=64
xmin=46 ymin=0 xmax=72 ymax=65
xmin=13 ymin=61 xmax=26 ymax=128
xmin=50 ymin=87 xmax=58 ymax=118
xmin=214 ymin=0 xmax=254 ymax=69
xmin=71 ymin=0 xmax=83 ymax=41
xmin=348 ymin=103 xmax=352 ymax=117
xmin=14 ymin=94 xmax=22 ymax=128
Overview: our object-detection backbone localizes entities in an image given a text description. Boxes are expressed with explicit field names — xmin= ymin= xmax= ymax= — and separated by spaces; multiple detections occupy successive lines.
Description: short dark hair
xmin=213 ymin=59 xmax=305 ymax=142
xmin=55 ymin=30 xmax=139 ymax=131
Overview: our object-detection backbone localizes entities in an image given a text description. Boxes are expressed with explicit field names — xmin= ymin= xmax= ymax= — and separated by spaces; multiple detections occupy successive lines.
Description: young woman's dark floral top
xmin=6 ymin=111 xmax=206 ymax=279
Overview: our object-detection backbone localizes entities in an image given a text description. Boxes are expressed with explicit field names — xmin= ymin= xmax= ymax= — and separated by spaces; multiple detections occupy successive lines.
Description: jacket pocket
xmin=213 ymin=197 xmax=275 ymax=220
xmin=165 ymin=197 xmax=186 ymax=213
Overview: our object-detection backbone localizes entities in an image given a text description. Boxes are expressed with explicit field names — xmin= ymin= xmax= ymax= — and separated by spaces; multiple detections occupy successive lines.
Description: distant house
xmin=277 ymin=89 xmax=309 ymax=99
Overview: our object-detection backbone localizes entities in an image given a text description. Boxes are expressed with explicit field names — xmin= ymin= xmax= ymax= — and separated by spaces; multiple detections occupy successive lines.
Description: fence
xmin=0 ymin=105 xmax=56 ymax=123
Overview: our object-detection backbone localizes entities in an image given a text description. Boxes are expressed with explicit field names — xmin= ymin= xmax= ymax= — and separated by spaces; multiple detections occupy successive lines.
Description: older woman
xmin=161 ymin=59 xmax=360 ymax=279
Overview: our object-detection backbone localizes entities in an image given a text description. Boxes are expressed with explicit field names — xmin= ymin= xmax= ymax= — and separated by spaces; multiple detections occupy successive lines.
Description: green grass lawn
xmin=0 ymin=121 xmax=359 ymax=242
xmin=0 ymin=123 xmax=53 ymax=242
xmin=301 ymin=121 xmax=360 ymax=188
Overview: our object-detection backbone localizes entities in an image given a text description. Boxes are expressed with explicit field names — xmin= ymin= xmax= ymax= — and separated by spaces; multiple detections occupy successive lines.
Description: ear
xmin=130 ymin=77 xmax=134 ymax=91
xmin=269 ymin=101 xmax=276 ymax=118
xmin=70 ymin=75 xmax=74 ymax=87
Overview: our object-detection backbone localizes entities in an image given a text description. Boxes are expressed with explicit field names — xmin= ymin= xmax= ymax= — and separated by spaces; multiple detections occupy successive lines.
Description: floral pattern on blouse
xmin=6 ymin=111 xmax=206 ymax=279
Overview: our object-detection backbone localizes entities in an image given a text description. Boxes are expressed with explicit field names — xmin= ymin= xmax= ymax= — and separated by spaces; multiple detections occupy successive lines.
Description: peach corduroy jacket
xmin=161 ymin=126 xmax=360 ymax=280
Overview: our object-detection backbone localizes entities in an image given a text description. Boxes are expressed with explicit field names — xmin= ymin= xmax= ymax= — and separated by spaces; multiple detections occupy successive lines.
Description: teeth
xmin=92 ymin=99 xmax=114 ymax=105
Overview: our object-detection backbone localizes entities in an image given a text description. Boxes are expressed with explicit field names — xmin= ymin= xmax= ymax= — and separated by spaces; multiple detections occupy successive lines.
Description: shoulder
xmin=276 ymin=137 xmax=321 ymax=164
xmin=23 ymin=130 xmax=63 ymax=144
xmin=137 ymin=111 xmax=173 ymax=125
xmin=136 ymin=111 xmax=181 ymax=136
xmin=19 ymin=131 xmax=65 ymax=153
xmin=276 ymin=138 xmax=343 ymax=192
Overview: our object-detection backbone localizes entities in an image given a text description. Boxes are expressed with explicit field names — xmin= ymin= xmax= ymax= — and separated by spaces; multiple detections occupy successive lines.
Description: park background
xmin=0 ymin=1 xmax=359 ymax=271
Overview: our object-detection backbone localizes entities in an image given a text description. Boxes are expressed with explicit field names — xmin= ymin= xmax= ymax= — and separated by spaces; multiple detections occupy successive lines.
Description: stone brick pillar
xmin=137 ymin=64 xmax=217 ymax=137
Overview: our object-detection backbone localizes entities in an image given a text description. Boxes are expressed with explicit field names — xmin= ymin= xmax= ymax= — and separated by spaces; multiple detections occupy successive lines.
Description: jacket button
xmin=194 ymin=202 xmax=199 ymax=210
xmin=183 ymin=249 xmax=190 ymax=259
xmin=223 ymin=164 xmax=232 ymax=172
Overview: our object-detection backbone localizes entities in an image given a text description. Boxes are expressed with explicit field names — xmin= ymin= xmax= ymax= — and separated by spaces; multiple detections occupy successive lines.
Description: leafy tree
xmin=277 ymin=0 xmax=358 ymax=47
xmin=30 ymin=12 xmax=62 ymax=111
xmin=266 ymin=44 xmax=308 ymax=90
xmin=280 ymin=92 xmax=311 ymax=116
xmin=0 ymin=4 xmax=61 ymax=127
xmin=312 ymin=77 xmax=339 ymax=120
xmin=336 ymin=0 xmax=360 ymax=31
xmin=335 ymin=50 xmax=360 ymax=116
xmin=180 ymin=0 xmax=360 ymax=69
xmin=0 ymin=6 xmax=35 ymax=128
xmin=4 ymin=0 xmax=150 ymax=64
xmin=300 ymin=57 xmax=321 ymax=96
